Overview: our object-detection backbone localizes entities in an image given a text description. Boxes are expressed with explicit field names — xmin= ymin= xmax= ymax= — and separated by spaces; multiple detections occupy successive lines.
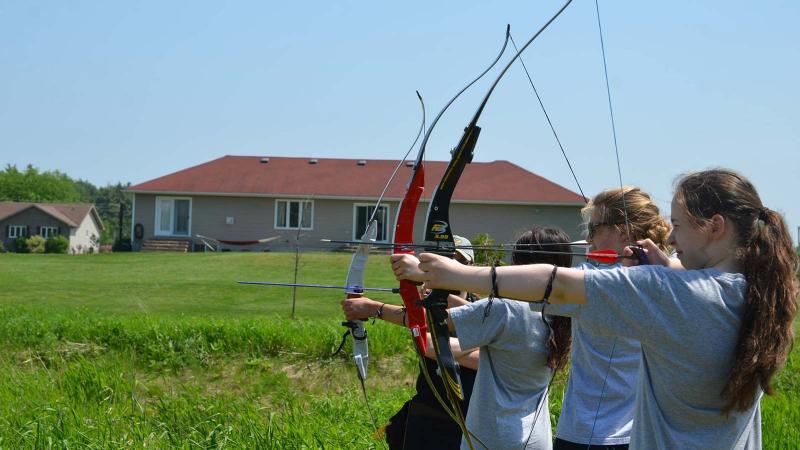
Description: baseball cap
xmin=452 ymin=235 xmax=474 ymax=264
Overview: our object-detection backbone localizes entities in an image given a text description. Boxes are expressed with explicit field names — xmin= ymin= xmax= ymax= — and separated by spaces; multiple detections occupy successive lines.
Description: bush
xmin=14 ymin=236 xmax=29 ymax=253
xmin=0 ymin=240 xmax=4 ymax=253
xmin=45 ymin=235 xmax=69 ymax=254
xmin=26 ymin=235 xmax=46 ymax=253
xmin=471 ymin=233 xmax=506 ymax=266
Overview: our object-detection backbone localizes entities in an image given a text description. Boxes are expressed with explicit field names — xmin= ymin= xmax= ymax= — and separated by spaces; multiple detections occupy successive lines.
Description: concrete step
xmin=141 ymin=239 xmax=191 ymax=252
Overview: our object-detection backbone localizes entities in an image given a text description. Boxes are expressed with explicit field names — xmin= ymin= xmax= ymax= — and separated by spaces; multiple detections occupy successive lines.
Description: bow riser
xmin=418 ymin=124 xmax=483 ymax=401
xmin=393 ymin=161 xmax=428 ymax=353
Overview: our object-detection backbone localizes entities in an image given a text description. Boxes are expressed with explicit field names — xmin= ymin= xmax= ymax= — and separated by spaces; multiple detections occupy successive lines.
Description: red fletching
xmin=586 ymin=249 xmax=621 ymax=264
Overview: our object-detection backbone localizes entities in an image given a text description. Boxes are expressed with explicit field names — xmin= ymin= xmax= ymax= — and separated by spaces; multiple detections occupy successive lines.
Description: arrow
xmin=238 ymin=281 xmax=400 ymax=293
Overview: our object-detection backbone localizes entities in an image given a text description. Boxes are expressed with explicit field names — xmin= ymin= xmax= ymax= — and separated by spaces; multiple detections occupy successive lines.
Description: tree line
xmin=0 ymin=164 xmax=132 ymax=245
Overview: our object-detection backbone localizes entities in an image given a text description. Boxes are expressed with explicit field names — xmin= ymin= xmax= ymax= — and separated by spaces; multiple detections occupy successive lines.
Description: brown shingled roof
xmin=0 ymin=202 xmax=103 ymax=229
xmin=128 ymin=156 xmax=585 ymax=205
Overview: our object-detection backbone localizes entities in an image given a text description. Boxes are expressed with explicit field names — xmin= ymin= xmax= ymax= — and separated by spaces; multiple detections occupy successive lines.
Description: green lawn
xmin=0 ymin=252 xmax=797 ymax=448
xmin=0 ymin=252 xmax=399 ymax=317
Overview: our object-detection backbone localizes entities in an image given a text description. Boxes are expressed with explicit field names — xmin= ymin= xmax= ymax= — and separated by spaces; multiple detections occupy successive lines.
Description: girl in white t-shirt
xmin=552 ymin=186 xmax=670 ymax=450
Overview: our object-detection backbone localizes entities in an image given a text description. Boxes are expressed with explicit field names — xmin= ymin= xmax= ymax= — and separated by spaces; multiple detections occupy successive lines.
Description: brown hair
xmin=582 ymin=186 xmax=671 ymax=251
xmin=512 ymin=226 xmax=572 ymax=372
xmin=674 ymin=169 xmax=798 ymax=413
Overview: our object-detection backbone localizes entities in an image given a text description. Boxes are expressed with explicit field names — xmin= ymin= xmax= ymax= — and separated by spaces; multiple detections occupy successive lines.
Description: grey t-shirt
xmin=450 ymin=298 xmax=553 ymax=450
xmin=575 ymin=265 xmax=760 ymax=449
xmin=535 ymin=262 xmax=638 ymax=445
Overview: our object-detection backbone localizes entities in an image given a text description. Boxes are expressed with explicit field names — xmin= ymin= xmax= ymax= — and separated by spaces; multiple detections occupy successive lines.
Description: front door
xmin=155 ymin=197 xmax=191 ymax=236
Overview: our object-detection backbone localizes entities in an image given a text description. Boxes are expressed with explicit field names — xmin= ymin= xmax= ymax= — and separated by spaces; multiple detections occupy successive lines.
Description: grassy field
xmin=0 ymin=252 xmax=797 ymax=449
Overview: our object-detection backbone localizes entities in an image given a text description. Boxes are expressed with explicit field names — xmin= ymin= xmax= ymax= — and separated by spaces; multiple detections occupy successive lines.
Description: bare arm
xmin=341 ymin=297 xmax=408 ymax=326
xmin=422 ymin=335 xmax=480 ymax=370
xmin=404 ymin=253 xmax=587 ymax=305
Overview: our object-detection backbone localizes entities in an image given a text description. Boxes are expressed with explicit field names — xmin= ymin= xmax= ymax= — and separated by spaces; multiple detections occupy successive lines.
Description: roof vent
xmin=357 ymin=160 xmax=367 ymax=166
xmin=260 ymin=157 xmax=270 ymax=164
xmin=405 ymin=161 xmax=414 ymax=167
xmin=309 ymin=158 xmax=318 ymax=165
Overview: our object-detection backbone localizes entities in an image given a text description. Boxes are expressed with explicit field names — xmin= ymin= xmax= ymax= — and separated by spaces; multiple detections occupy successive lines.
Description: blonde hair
xmin=581 ymin=186 xmax=671 ymax=251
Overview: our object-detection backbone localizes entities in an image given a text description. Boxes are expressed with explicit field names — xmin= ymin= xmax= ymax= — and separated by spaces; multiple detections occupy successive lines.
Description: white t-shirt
xmin=536 ymin=262 xmax=638 ymax=445
xmin=450 ymin=297 xmax=553 ymax=450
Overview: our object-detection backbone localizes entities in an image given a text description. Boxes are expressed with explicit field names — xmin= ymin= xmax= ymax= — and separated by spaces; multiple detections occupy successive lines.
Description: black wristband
xmin=489 ymin=263 xmax=499 ymax=299
xmin=484 ymin=263 xmax=499 ymax=323
xmin=376 ymin=303 xmax=386 ymax=319
xmin=541 ymin=265 xmax=558 ymax=303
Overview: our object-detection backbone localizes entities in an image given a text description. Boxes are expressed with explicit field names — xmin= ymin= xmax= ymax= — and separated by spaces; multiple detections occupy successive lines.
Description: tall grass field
xmin=0 ymin=252 xmax=797 ymax=449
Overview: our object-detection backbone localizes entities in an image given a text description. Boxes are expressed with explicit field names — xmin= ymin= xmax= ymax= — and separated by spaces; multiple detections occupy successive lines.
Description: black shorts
xmin=385 ymin=399 xmax=463 ymax=450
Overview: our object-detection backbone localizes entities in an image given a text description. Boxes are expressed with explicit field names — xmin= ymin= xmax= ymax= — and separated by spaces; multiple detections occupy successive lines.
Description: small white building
xmin=0 ymin=202 xmax=105 ymax=253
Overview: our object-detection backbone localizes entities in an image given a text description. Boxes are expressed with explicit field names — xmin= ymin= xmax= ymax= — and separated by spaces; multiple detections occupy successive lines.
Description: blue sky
xmin=1 ymin=1 xmax=798 ymax=243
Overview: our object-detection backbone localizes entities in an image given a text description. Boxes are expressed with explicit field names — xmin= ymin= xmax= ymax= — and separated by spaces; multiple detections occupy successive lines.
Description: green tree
xmin=94 ymin=182 xmax=132 ymax=244
xmin=74 ymin=178 xmax=98 ymax=203
xmin=471 ymin=233 xmax=506 ymax=266
xmin=0 ymin=164 xmax=81 ymax=202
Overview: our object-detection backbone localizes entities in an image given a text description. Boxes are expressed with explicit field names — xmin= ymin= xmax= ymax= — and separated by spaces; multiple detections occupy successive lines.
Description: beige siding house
xmin=0 ymin=202 xmax=104 ymax=253
xmin=127 ymin=156 xmax=586 ymax=251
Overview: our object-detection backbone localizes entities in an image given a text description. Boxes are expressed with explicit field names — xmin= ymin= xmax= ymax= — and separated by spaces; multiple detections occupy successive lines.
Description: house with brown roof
xmin=126 ymin=155 xmax=586 ymax=251
xmin=0 ymin=202 xmax=105 ymax=253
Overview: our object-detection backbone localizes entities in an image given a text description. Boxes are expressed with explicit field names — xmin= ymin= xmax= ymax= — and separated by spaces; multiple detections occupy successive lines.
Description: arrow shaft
xmin=238 ymin=281 xmax=399 ymax=293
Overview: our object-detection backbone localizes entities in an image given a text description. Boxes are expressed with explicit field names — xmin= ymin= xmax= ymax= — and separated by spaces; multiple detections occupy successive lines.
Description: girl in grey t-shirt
xmin=449 ymin=226 xmax=574 ymax=450
xmin=553 ymin=186 xmax=671 ymax=449
xmin=402 ymin=169 xmax=798 ymax=450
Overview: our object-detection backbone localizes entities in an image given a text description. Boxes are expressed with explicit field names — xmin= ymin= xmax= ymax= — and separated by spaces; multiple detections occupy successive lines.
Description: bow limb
xmin=393 ymin=115 xmax=428 ymax=354
xmin=343 ymin=220 xmax=378 ymax=381
xmin=341 ymin=89 xmax=429 ymax=381
xmin=393 ymin=25 xmax=513 ymax=355
xmin=333 ymin=91 xmax=431 ymax=433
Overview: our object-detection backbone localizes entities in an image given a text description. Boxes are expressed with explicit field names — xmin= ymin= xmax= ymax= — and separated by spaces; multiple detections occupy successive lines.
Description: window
xmin=41 ymin=227 xmax=58 ymax=238
xmin=8 ymin=225 xmax=27 ymax=239
xmin=353 ymin=204 xmax=390 ymax=242
xmin=155 ymin=197 xmax=192 ymax=236
xmin=275 ymin=200 xmax=313 ymax=230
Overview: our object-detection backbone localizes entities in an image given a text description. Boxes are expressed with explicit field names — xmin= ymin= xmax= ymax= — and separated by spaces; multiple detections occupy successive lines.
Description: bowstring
xmin=589 ymin=1 xmax=628 ymax=448
xmin=508 ymin=33 xmax=587 ymax=203
xmin=508 ymin=24 xmax=588 ymax=450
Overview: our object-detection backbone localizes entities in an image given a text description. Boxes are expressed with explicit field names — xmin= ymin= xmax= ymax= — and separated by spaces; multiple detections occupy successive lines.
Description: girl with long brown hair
xmin=381 ymin=226 xmax=575 ymax=450
xmin=400 ymin=169 xmax=798 ymax=449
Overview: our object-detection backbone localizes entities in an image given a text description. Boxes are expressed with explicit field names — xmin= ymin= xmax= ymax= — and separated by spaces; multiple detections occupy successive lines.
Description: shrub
xmin=471 ymin=232 xmax=506 ymax=266
xmin=26 ymin=235 xmax=46 ymax=253
xmin=14 ymin=236 xmax=29 ymax=253
xmin=45 ymin=235 xmax=69 ymax=254
xmin=0 ymin=240 xmax=4 ymax=253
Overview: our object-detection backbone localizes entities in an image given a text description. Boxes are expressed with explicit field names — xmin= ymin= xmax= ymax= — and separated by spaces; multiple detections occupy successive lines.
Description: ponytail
xmin=722 ymin=207 xmax=798 ymax=412
xmin=675 ymin=169 xmax=799 ymax=412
